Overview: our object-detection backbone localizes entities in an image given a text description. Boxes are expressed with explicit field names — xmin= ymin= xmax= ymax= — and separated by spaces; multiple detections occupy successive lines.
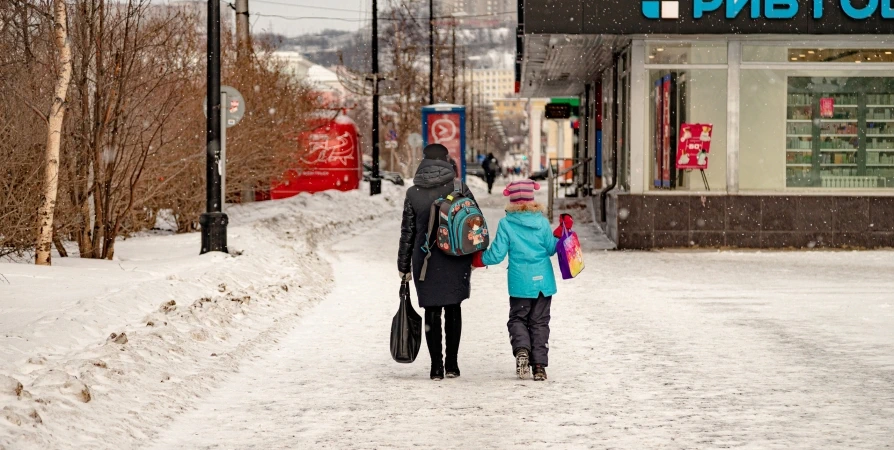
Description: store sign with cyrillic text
xmin=643 ymin=0 xmax=894 ymax=20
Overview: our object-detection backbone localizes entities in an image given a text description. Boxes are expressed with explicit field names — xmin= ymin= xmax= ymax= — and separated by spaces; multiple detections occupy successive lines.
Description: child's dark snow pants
xmin=507 ymin=293 xmax=551 ymax=366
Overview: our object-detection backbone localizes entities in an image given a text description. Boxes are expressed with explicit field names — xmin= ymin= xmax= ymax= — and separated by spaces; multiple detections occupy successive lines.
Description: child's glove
xmin=471 ymin=252 xmax=486 ymax=268
xmin=553 ymin=214 xmax=574 ymax=238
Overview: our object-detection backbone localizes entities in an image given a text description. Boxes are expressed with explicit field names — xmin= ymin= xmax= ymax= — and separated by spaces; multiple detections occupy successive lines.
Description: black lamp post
xmin=200 ymin=0 xmax=228 ymax=254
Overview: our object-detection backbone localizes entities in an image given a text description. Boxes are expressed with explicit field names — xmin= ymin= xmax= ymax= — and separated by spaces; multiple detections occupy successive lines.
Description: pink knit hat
xmin=503 ymin=180 xmax=540 ymax=203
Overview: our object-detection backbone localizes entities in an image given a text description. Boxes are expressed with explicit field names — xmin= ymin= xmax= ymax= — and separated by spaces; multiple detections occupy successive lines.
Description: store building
xmin=518 ymin=0 xmax=894 ymax=248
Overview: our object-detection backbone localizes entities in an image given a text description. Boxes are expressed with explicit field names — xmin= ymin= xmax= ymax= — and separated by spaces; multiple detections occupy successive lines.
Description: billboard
xmin=422 ymin=104 xmax=467 ymax=181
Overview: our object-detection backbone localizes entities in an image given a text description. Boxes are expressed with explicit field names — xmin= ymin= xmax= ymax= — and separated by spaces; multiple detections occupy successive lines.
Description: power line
xmin=250 ymin=0 xmax=364 ymax=14
xmin=251 ymin=11 xmax=515 ymax=23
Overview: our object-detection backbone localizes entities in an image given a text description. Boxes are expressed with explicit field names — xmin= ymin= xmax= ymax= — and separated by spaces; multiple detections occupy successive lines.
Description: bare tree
xmin=34 ymin=0 xmax=72 ymax=265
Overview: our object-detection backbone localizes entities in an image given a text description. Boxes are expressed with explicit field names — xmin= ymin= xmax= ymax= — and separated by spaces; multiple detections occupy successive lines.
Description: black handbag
xmin=390 ymin=281 xmax=422 ymax=363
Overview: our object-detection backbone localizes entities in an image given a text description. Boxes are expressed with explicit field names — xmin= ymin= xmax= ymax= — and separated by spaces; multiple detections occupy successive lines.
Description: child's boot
xmin=515 ymin=348 xmax=530 ymax=379
xmin=533 ymin=364 xmax=547 ymax=381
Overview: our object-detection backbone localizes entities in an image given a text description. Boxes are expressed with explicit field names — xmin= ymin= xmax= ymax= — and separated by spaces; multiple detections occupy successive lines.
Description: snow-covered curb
xmin=0 ymin=184 xmax=403 ymax=449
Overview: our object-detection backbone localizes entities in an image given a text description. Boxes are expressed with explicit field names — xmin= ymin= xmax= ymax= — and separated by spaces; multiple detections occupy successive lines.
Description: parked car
xmin=529 ymin=169 xmax=549 ymax=181
xmin=466 ymin=165 xmax=488 ymax=181
xmin=363 ymin=164 xmax=405 ymax=186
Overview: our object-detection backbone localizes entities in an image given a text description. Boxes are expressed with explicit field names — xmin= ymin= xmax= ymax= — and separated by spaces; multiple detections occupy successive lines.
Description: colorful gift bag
xmin=556 ymin=225 xmax=584 ymax=280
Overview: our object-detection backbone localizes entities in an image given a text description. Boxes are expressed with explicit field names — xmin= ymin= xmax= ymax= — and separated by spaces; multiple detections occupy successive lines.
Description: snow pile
xmin=0 ymin=183 xmax=403 ymax=449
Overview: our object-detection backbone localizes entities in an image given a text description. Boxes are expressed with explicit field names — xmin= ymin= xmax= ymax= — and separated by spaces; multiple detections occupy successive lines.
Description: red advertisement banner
xmin=676 ymin=123 xmax=713 ymax=170
xmin=426 ymin=112 xmax=462 ymax=173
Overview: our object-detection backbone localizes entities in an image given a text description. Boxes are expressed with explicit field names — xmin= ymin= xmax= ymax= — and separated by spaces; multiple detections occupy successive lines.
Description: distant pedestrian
xmin=398 ymin=144 xmax=476 ymax=381
xmin=482 ymin=153 xmax=499 ymax=194
xmin=472 ymin=180 xmax=573 ymax=381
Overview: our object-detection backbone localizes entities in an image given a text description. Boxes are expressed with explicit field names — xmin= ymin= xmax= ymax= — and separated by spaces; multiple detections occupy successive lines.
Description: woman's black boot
xmin=430 ymin=363 xmax=445 ymax=380
xmin=444 ymin=305 xmax=462 ymax=378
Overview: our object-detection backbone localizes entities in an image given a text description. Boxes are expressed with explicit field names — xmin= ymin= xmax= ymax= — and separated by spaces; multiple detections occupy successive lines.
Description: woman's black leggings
xmin=424 ymin=305 xmax=462 ymax=369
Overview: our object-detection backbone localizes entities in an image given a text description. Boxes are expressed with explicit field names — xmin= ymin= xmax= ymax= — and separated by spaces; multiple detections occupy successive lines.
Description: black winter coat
xmin=398 ymin=159 xmax=476 ymax=308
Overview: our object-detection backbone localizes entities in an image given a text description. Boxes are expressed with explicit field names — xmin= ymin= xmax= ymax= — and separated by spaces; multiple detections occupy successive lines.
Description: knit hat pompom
xmin=503 ymin=180 xmax=540 ymax=203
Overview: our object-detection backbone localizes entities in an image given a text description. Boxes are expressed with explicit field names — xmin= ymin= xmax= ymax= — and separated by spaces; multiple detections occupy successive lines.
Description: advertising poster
xmin=421 ymin=105 xmax=467 ymax=181
xmin=661 ymin=75 xmax=673 ymax=188
xmin=820 ymin=97 xmax=835 ymax=118
xmin=653 ymin=80 xmax=663 ymax=187
xmin=676 ymin=123 xmax=713 ymax=170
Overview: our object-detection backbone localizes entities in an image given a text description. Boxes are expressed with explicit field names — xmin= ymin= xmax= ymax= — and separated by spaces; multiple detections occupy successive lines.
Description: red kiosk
xmin=269 ymin=113 xmax=361 ymax=199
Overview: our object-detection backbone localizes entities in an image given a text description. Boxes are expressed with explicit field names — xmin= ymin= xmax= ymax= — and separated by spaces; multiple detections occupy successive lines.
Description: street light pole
xmin=370 ymin=0 xmax=382 ymax=195
xmin=200 ymin=0 xmax=228 ymax=254
xmin=429 ymin=0 xmax=434 ymax=104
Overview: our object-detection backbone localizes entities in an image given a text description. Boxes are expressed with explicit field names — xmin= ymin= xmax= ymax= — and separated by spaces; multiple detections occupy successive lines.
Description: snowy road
xmin=148 ymin=195 xmax=894 ymax=449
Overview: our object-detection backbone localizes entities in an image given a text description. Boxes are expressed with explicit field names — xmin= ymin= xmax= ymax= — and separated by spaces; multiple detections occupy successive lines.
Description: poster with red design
xmin=676 ymin=123 xmax=713 ymax=170
xmin=269 ymin=115 xmax=361 ymax=199
xmin=661 ymin=76 xmax=672 ymax=187
xmin=653 ymin=80 xmax=663 ymax=188
xmin=820 ymin=97 xmax=835 ymax=118
xmin=426 ymin=112 xmax=463 ymax=172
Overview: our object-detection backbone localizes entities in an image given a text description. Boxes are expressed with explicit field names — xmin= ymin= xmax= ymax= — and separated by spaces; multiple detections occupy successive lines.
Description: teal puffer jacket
xmin=480 ymin=211 xmax=559 ymax=298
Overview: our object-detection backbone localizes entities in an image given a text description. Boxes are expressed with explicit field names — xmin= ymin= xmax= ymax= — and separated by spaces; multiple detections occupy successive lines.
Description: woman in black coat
xmin=398 ymin=144 xmax=476 ymax=380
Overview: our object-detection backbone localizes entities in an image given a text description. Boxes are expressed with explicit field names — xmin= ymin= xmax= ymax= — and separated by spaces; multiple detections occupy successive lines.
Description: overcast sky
xmin=246 ymin=0 xmax=368 ymax=37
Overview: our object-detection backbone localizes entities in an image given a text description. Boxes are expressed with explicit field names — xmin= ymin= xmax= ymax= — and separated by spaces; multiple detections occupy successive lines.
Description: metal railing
xmin=546 ymin=157 xmax=592 ymax=222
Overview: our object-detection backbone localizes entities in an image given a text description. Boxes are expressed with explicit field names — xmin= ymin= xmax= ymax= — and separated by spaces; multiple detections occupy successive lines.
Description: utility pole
xmin=201 ymin=0 xmax=228 ymax=254
xmin=429 ymin=0 xmax=434 ymax=104
xmin=235 ymin=0 xmax=250 ymax=62
xmin=450 ymin=21 xmax=456 ymax=104
xmin=370 ymin=0 xmax=382 ymax=195
xmin=461 ymin=47 xmax=466 ymax=106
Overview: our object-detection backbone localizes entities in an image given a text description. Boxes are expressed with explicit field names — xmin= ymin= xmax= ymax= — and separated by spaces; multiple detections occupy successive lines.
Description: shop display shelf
xmin=866 ymin=148 xmax=894 ymax=152
xmin=786 ymin=119 xmax=812 ymax=123
xmin=786 ymin=149 xmax=813 ymax=152
xmin=821 ymin=163 xmax=857 ymax=167
xmin=834 ymin=105 xmax=859 ymax=108
xmin=821 ymin=119 xmax=858 ymax=122
xmin=866 ymin=105 xmax=894 ymax=108
xmin=787 ymin=134 xmax=812 ymax=138
xmin=819 ymin=149 xmax=857 ymax=152
xmin=866 ymin=134 xmax=894 ymax=137
xmin=866 ymin=119 xmax=894 ymax=122
xmin=820 ymin=134 xmax=858 ymax=137
xmin=786 ymin=164 xmax=812 ymax=167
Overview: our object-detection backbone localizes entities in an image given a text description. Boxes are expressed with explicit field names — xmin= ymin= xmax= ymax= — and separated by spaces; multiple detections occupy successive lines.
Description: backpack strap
xmin=419 ymin=201 xmax=439 ymax=282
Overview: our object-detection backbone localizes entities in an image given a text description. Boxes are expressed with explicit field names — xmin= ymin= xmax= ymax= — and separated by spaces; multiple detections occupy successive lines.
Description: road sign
xmin=204 ymin=85 xmax=245 ymax=128
xmin=407 ymin=133 xmax=423 ymax=149
xmin=545 ymin=103 xmax=571 ymax=119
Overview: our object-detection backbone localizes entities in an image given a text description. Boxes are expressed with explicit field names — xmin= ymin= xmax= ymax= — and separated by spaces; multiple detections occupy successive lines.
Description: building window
xmin=743 ymin=46 xmax=894 ymax=64
xmin=647 ymin=69 xmax=728 ymax=191
xmin=740 ymin=71 xmax=894 ymax=189
xmin=646 ymin=42 xmax=727 ymax=65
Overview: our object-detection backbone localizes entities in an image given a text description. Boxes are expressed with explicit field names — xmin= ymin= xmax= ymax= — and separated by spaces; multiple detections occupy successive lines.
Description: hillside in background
xmin=257 ymin=18 xmax=515 ymax=72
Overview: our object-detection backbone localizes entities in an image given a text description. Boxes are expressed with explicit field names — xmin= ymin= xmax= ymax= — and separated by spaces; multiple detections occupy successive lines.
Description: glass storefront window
xmin=740 ymin=70 xmax=894 ymax=190
xmin=647 ymin=69 xmax=728 ymax=191
xmin=646 ymin=42 xmax=727 ymax=65
xmin=744 ymin=46 xmax=894 ymax=63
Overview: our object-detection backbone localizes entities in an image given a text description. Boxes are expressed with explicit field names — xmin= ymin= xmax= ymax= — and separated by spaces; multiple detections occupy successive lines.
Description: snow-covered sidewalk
xmin=0 ymin=185 xmax=404 ymax=449
xmin=3 ymin=180 xmax=894 ymax=449
xmin=146 ymin=194 xmax=894 ymax=449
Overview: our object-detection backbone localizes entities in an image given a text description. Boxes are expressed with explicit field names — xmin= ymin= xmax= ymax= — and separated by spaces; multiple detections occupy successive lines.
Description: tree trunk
xmin=35 ymin=0 xmax=73 ymax=266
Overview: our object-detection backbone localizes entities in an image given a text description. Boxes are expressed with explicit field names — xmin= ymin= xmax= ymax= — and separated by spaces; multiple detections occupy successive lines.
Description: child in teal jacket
xmin=473 ymin=180 xmax=573 ymax=381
